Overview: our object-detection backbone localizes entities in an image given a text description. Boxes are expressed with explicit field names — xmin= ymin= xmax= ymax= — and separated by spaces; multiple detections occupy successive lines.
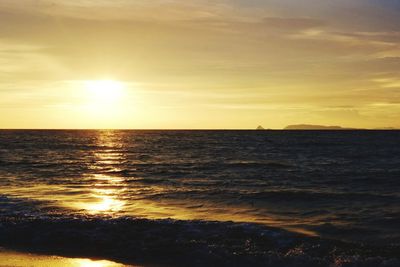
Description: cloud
xmin=261 ymin=17 xmax=325 ymax=30
xmin=0 ymin=0 xmax=229 ymax=21
xmin=372 ymin=77 xmax=400 ymax=88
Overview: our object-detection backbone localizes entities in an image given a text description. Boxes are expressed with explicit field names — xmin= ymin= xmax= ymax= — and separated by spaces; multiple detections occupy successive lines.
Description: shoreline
xmin=1 ymin=215 xmax=399 ymax=267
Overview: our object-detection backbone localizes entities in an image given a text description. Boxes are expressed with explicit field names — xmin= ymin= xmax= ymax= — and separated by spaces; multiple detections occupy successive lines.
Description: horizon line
xmin=0 ymin=128 xmax=398 ymax=131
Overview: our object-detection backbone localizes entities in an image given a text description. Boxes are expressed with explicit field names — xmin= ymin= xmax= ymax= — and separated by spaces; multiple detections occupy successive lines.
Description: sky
xmin=1 ymin=0 xmax=400 ymax=129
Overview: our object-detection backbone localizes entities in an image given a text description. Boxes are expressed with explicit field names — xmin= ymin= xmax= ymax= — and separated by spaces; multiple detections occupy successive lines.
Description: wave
xmin=0 ymin=214 xmax=399 ymax=267
xmin=245 ymin=190 xmax=400 ymax=202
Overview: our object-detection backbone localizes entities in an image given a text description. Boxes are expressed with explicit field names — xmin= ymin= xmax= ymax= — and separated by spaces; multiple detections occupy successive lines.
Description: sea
xmin=0 ymin=130 xmax=399 ymax=266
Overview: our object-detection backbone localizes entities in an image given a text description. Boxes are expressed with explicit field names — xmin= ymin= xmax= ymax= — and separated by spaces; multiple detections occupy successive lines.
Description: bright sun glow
xmin=85 ymin=80 xmax=124 ymax=103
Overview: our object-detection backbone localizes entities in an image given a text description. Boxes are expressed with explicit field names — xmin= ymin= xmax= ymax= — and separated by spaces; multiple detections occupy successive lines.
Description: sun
xmin=85 ymin=80 xmax=124 ymax=103
xmin=81 ymin=79 xmax=128 ymax=123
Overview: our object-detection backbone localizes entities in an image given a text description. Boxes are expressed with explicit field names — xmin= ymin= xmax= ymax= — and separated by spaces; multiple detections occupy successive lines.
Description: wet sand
xmin=0 ymin=248 xmax=135 ymax=267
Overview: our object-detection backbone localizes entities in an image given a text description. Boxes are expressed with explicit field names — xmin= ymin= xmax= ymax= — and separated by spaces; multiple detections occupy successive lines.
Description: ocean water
xmin=0 ymin=130 xmax=399 ymax=266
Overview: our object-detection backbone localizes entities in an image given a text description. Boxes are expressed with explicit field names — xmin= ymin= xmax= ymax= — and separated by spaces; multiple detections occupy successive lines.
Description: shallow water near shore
xmin=0 ymin=130 xmax=399 ymax=266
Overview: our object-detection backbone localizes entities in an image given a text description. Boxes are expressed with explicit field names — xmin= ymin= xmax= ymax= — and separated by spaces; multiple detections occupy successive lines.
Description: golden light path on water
xmin=69 ymin=130 xmax=128 ymax=214
xmin=73 ymin=175 xmax=126 ymax=214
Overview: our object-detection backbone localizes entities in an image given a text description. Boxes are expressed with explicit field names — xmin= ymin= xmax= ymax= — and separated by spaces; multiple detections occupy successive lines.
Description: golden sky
xmin=1 ymin=0 xmax=400 ymax=129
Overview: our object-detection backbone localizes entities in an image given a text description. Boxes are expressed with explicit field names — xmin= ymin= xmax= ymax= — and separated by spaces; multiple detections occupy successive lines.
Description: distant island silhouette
xmin=283 ymin=124 xmax=398 ymax=130
xmin=284 ymin=124 xmax=354 ymax=130
xmin=374 ymin=127 xmax=397 ymax=130
xmin=255 ymin=125 xmax=397 ymax=130
xmin=256 ymin=125 xmax=265 ymax=130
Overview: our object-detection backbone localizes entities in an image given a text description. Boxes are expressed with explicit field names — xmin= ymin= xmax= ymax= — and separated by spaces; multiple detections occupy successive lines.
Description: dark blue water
xmin=0 ymin=130 xmax=399 ymax=266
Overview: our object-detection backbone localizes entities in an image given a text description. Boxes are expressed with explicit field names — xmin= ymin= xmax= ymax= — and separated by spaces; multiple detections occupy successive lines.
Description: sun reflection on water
xmin=76 ymin=258 xmax=122 ymax=267
xmin=83 ymin=191 xmax=125 ymax=213
xmin=73 ymin=174 xmax=127 ymax=214
xmin=72 ymin=131 xmax=128 ymax=215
